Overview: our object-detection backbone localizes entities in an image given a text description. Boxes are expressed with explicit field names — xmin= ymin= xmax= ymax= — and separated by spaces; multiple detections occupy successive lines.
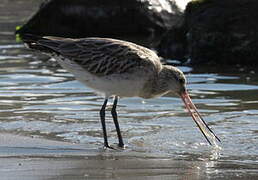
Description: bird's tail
xmin=22 ymin=34 xmax=61 ymax=54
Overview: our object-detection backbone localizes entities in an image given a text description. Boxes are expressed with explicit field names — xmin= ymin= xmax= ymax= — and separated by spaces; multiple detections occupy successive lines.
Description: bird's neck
xmin=139 ymin=67 xmax=170 ymax=99
xmin=155 ymin=68 xmax=171 ymax=95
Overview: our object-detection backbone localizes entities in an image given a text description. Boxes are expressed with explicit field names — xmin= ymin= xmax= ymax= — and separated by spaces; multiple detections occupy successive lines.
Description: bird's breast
xmin=54 ymin=55 xmax=150 ymax=97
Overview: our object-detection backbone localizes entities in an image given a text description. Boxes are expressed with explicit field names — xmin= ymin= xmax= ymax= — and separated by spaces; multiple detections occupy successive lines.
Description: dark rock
xmin=157 ymin=23 xmax=188 ymax=61
xmin=16 ymin=0 xmax=183 ymax=46
xmin=158 ymin=0 xmax=258 ymax=65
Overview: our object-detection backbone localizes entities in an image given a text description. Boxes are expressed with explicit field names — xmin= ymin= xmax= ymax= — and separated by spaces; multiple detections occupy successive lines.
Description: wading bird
xmin=23 ymin=35 xmax=220 ymax=148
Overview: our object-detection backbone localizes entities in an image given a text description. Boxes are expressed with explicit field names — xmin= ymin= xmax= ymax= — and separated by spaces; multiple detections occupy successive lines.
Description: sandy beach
xmin=0 ymin=133 xmax=202 ymax=180
xmin=1 ymin=133 xmax=257 ymax=180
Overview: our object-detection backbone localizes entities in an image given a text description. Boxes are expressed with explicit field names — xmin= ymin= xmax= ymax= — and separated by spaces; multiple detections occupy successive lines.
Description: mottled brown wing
xmin=39 ymin=38 xmax=154 ymax=76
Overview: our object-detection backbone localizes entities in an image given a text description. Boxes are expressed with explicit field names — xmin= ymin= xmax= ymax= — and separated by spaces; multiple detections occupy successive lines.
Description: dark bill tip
xmin=180 ymin=91 xmax=221 ymax=145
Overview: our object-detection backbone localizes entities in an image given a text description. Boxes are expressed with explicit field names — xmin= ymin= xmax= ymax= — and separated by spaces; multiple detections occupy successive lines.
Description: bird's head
xmin=160 ymin=65 xmax=186 ymax=96
xmin=161 ymin=65 xmax=220 ymax=145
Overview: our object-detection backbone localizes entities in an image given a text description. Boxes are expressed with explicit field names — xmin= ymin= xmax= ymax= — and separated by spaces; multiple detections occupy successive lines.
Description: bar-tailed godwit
xmin=24 ymin=35 xmax=220 ymax=148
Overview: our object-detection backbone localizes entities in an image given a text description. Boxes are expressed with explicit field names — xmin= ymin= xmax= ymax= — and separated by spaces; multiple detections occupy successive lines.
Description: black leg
xmin=111 ymin=96 xmax=124 ymax=148
xmin=100 ymin=98 xmax=109 ymax=148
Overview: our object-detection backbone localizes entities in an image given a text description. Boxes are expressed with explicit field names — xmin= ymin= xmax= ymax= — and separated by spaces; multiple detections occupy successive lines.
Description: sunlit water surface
xmin=0 ymin=0 xmax=258 ymax=179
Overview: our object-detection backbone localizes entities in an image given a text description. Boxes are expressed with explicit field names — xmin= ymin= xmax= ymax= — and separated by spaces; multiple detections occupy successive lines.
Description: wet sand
xmin=0 ymin=133 xmax=257 ymax=180
xmin=0 ymin=133 xmax=198 ymax=180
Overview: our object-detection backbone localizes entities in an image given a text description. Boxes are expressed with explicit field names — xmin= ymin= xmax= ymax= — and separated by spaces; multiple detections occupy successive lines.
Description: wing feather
xmin=38 ymin=37 xmax=160 ymax=76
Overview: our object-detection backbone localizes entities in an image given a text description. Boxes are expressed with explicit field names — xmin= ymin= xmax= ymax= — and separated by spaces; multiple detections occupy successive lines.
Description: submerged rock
xmin=158 ymin=0 xmax=258 ymax=65
xmin=16 ymin=0 xmax=184 ymax=46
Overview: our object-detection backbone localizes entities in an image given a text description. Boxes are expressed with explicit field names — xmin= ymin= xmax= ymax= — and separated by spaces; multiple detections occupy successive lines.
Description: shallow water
xmin=1 ymin=1 xmax=258 ymax=179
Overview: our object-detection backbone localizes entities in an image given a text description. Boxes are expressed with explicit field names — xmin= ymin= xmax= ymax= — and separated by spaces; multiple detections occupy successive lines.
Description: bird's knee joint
xmin=100 ymin=108 xmax=105 ymax=117
xmin=111 ymin=108 xmax=117 ymax=116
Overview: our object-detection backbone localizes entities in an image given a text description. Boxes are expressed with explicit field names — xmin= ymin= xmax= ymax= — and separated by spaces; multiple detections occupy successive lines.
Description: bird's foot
xmin=117 ymin=143 xmax=126 ymax=149
xmin=103 ymin=143 xmax=126 ymax=150
xmin=103 ymin=144 xmax=116 ymax=150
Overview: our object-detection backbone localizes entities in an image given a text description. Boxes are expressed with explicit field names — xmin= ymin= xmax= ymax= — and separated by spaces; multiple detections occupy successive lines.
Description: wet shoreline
xmin=1 ymin=133 xmax=257 ymax=180
xmin=1 ymin=1 xmax=258 ymax=179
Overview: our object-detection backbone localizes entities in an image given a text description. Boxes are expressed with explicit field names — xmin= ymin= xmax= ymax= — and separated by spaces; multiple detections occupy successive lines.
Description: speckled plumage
xmin=38 ymin=37 xmax=162 ymax=76
xmin=27 ymin=36 xmax=184 ymax=98
xmin=24 ymin=35 xmax=220 ymax=148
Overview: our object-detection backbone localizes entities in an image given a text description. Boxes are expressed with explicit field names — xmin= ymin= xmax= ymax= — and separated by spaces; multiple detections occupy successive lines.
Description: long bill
xmin=180 ymin=91 xmax=221 ymax=146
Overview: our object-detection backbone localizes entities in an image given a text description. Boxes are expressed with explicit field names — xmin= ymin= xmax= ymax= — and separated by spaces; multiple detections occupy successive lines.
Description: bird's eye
xmin=179 ymin=78 xmax=185 ymax=84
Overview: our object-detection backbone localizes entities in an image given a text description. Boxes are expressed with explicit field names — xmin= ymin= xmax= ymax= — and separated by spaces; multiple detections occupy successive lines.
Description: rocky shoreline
xmin=16 ymin=0 xmax=258 ymax=65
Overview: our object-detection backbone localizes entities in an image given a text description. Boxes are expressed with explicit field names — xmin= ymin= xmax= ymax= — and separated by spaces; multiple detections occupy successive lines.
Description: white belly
xmin=55 ymin=57 xmax=148 ymax=97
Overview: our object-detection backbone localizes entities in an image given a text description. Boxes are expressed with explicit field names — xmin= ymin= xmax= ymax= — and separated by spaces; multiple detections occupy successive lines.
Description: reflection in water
xmin=0 ymin=0 xmax=258 ymax=179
